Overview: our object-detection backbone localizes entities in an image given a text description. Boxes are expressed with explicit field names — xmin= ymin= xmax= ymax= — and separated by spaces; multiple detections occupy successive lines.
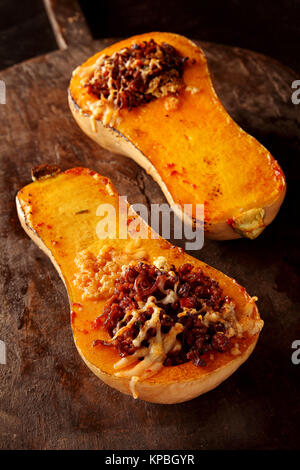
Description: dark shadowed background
xmin=0 ymin=0 xmax=300 ymax=73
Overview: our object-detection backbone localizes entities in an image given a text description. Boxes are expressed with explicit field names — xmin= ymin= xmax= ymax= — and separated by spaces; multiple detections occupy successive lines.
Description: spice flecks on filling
xmin=93 ymin=258 xmax=246 ymax=390
xmin=85 ymin=39 xmax=188 ymax=110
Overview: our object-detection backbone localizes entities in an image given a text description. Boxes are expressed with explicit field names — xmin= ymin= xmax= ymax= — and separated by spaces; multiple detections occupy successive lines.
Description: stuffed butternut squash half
xmin=16 ymin=166 xmax=263 ymax=403
xmin=69 ymin=32 xmax=286 ymax=240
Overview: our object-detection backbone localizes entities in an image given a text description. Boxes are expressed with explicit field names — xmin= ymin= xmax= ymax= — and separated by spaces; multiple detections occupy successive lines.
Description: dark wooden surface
xmin=79 ymin=0 xmax=300 ymax=75
xmin=0 ymin=35 xmax=300 ymax=449
xmin=0 ymin=0 xmax=57 ymax=70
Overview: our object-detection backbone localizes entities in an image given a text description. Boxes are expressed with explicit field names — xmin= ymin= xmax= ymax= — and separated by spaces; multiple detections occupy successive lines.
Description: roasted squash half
xmin=69 ymin=32 xmax=286 ymax=240
xmin=16 ymin=166 xmax=263 ymax=403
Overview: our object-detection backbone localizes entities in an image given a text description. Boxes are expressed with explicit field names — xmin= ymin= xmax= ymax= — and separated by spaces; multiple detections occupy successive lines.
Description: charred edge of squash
xmin=31 ymin=164 xmax=62 ymax=182
xmin=69 ymin=89 xmax=150 ymax=156
xmin=69 ymin=89 xmax=87 ymax=116
xmin=69 ymin=89 xmax=120 ymax=136
xmin=16 ymin=194 xmax=68 ymax=299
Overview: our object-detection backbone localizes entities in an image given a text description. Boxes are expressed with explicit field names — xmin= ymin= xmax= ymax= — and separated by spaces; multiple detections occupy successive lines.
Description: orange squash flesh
xmin=69 ymin=32 xmax=286 ymax=240
xmin=16 ymin=168 xmax=263 ymax=403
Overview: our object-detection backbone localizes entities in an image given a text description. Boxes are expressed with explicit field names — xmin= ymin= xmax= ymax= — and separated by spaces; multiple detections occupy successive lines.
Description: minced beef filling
xmin=86 ymin=39 xmax=188 ymax=110
xmin=95 ymin=262 xmax=233 ymax=367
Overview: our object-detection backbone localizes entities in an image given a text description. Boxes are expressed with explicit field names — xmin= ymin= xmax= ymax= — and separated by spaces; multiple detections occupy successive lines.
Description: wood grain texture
xmin=0 ymin=39 xmax=299 ymax=450
xmin=43 ymin=0 xmax=92 ymax=49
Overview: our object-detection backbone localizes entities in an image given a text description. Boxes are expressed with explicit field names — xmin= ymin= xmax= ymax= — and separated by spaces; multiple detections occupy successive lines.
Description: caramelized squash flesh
xmin=16 ymin=167 xmax=263 ymax=403
xmin=69 ymin=32 xmax=286 ymax=240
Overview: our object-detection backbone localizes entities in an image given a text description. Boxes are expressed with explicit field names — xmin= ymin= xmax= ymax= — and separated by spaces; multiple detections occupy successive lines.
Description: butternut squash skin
xmin=16 ymin=167 xmax=263 ymax=403
xmin=69 ymin=32 xmax=286 ymax=241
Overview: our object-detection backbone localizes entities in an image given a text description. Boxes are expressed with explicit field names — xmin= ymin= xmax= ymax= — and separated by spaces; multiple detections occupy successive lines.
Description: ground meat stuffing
xmin=86 ymin=39 xmax=188 ymax=110
xmin=94 ymin=261 xmax=236 ymax=367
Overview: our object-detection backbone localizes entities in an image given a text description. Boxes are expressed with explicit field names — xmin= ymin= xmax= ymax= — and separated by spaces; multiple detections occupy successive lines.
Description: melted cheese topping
xmin=73 ymin=42 xmax=185 ymax=130
xmin=202 ymin=300 xmax=244 ymax=338
xmin=113 ymin=296 xmax=184 ymax=399
xmin=153 ymin=256 xmax=173 ymax=271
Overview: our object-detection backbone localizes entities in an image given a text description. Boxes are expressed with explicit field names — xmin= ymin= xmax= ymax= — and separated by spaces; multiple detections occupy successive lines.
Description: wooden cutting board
xmin=0 ymin=31 xmax=299 ymax=449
